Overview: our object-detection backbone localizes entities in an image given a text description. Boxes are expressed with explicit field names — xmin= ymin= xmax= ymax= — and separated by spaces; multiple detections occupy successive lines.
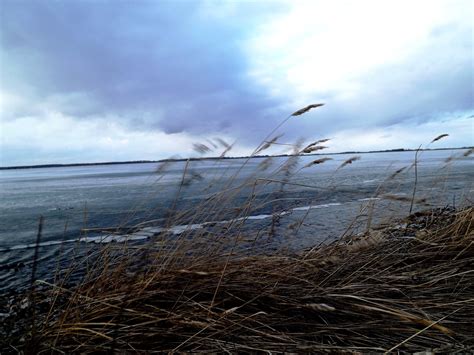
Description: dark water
xmin=0 ymin=150 xmax=472 ymax=292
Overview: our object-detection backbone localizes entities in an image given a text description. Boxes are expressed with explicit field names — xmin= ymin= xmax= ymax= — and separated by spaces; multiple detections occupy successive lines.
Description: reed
xmin=1 ymin=105 xmax=472 ymax=353
xmin=8 ymin=207 xmax=472 ymax=353
xmin=337 ymin=155 xmax=361 ymax=170
xmin=303 ymin=157 xmax=333 ymax=168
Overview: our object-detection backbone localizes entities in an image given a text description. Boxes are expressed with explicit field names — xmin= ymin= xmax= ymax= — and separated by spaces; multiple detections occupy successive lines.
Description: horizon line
xmin=1 ymin=146 xmax=472 ymax=171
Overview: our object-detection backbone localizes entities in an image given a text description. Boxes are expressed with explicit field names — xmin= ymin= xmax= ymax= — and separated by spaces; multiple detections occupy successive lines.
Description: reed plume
xmin=206 ymin=139 xmax=218 ymax=149
xmin=444 ymin=147 xmax=473 ymax=163
xmin=4 ymin=102 xmax=472 ymax=355
xmin=155 ymin=160 xmax=172 ymax=174
xmin=302 ymin=138 xmax=330 ymax=151
xmin=219 ymin=143 xmax=233 ymax=158
xmin=315 ymin=138 xmax=330 ymax=144
xmin=256 ymin=134 xmax=283 ymax=154
xmin=463 ymin=147 xmax=474 ymax=157
xmin=258 ymin=157 xmax=273 ymax=171
xmin=192 ymin=143 xmax=212 ymax=154
xmin=291 ymin=103 xmax=324 ymax=116
xmin=303 ymin=157 xmax=332 ymax=168
xmin=215 ymin=138 xmax=231 ymax=149
xmin=337 ymin=156 xmax=361 ymax=170
xmin=387 ymin=166 xmax=406 ymax=180
xmin=301 ymin=145 xmax=328 ymax=154
xmin=430 ymin=134 xmax=449 ymax=143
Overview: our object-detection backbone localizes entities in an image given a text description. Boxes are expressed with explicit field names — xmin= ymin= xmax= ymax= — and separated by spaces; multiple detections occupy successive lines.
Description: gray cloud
xmin=1 ymin=1 xmax=288 ymax=141
xmin=0 ymin=0 xmax=472 ymax=162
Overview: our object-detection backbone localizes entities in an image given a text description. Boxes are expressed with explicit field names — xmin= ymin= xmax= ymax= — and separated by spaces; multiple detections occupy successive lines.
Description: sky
xmin=0 ymin=0 xmax=473 ymax=166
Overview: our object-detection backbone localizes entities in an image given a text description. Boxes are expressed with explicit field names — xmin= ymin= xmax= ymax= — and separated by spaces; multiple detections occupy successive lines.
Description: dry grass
xmin=337 ymin=156 xmax=361 ymax=170
xmin=1 ymin=105 xmax=472 ymax=353
xmin=301 ymin=145 xmax=328 ymax=154
xmin=303 ymin=157 xmax=333 ymax=168
xmin=291 ymin=103 xmax=325 ymax=116
xmin=12 ymin=207 xmax=473 ymax=353
xmin=430 ymin=134 xmax=449 ymax=143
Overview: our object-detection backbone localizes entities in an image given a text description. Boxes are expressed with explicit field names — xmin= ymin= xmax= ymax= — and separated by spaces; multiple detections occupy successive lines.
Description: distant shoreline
xmin=1 ymin=146 xmax=471 ymax=170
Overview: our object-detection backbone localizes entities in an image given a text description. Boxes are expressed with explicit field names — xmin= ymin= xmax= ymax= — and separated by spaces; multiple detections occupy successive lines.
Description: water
xmin=0 ymin=149 xmax=472 ymax=292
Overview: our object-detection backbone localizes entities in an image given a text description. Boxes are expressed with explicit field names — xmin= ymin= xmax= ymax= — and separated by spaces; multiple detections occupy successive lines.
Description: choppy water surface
xmin=0 ymin=150 xmax=472 ymax=292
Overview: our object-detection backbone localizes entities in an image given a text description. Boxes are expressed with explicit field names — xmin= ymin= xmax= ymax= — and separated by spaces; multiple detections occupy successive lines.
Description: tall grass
xmin=1 ymin=105 xmax=473 ymax=353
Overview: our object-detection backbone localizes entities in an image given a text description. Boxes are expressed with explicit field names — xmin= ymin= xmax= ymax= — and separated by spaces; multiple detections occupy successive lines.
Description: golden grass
xmin=1 ymin=105 xmax=472 ymax=353
xmin=15 ymin=207 xmax=474 ymax=353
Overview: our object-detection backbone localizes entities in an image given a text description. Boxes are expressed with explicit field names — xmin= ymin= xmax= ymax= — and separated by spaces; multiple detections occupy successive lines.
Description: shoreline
xmin=1 ymin=206 xmax=472 ymax=352
xmin=1 ymin=146 xmax=472 ymax=170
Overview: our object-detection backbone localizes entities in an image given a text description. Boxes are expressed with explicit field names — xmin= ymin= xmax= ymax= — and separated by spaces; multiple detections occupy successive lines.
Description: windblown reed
xmin=7 ymin=207 xmax=472 ymax=353
xmin=1 ymin=105 xmax=472 ymax=354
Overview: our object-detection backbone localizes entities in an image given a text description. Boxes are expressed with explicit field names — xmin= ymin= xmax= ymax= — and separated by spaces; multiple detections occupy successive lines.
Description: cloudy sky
xmin=0 ymin=0 xmax=472 ymax=166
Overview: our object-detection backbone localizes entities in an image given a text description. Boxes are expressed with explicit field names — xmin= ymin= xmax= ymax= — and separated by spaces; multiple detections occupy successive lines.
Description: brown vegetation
xmin=1 ymin=106 xmax=472 ymax=353
xmin=10 ymin=207 xmax=473 ymax=353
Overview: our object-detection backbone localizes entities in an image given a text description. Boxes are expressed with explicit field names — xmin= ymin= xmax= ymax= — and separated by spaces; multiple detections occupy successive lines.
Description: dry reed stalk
xmin=202 ymin=103 xmax=325 ymax=222
xmin=206 ymin=139 xmax=218 ymax=149
xmin=16 ymin=207 xmax=472 ymax=353
xmin=301 ymin=138 xmax=330 ymax=152
xmin=219 ymin=143 xmax=233 ymax=158
xmin=430 ymin=133 xmax=449 ymax=143
xmin=444 ymin=147 xmax=474 ymax=163
xmin=255 ymin=134 xmax=283 ymax=154
xmin=155 ymin=160 xmax=172 ymax=174
xmin=258 ymin=156 xmax=273 ymax=171
xmin=301 ymin=145 xmax=328 ymax=154
xmin=337 ymin=155 xmax=361 ymax=170
xmin=193 ymin=143 xmax=212 ymax=154
xmin=463 ymin=147 xmax=474 ymax=157
xmin=291 ymin=103 xmax=325 ymax=116
xmin=303 ymin=157 xmax=332 ymax=168
xmin=215 ymin=138 xmax=230 ymax=149
xmin=409 ymin=146 xmax=421 ymax=215
xmin=387 ymin=166 xmax=407 ymax=180
xmin=4 ymin=105 xmax=473 ymax=354
xmin=314 ymin=138 xmax=330 ymax=145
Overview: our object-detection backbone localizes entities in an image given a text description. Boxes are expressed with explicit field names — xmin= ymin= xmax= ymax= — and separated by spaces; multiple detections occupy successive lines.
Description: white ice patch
xmin=3 ymin=201 xmax=350 ymax=250
xmin=363 ymin=179 xmax=378 ymax=184
xmin=292 ymin=203 xmax=342 ymax=211
xmin=0 ymin=239 xmax=77 ymax=251
xmin=81 ymin=234 xmax=150 ymax=244
xmin=168 ymin=223 xmax=205 ymax=235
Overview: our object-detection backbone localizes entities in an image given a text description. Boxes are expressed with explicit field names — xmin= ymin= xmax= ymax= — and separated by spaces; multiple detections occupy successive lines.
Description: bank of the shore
xmin=2 ymin=146 xmax=471 ymax=170
xmin=1 ymin=206 xmax=472 ymax=353
xmin=2 ymin=149 xmax=472 ymax=295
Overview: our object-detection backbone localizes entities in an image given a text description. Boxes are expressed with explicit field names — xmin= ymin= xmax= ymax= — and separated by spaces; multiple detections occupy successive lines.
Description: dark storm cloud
xmin=0 ymin=1 xmax=288 ymax=140
xmin=1 ymin=0 xmax=472 ymax=154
